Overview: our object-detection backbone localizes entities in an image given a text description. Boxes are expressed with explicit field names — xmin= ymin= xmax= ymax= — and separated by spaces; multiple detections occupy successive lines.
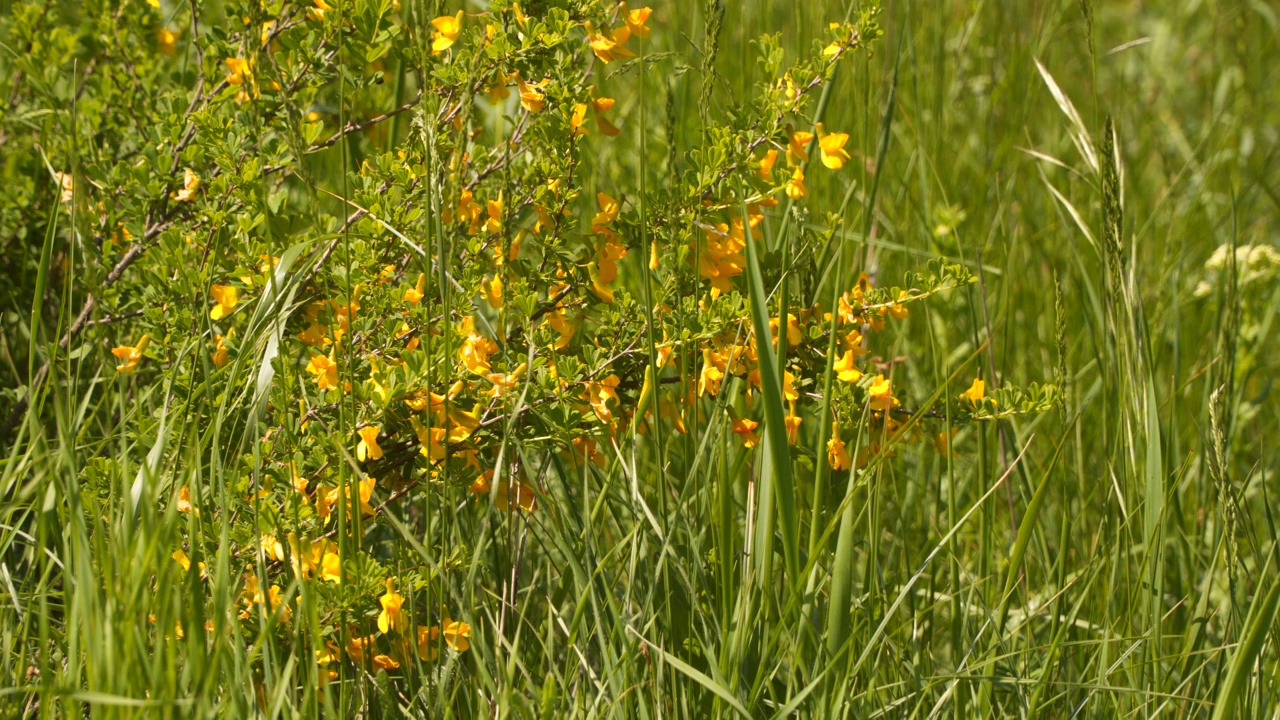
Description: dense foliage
xmin=2 ymin=0 xmax=1278 ymax=717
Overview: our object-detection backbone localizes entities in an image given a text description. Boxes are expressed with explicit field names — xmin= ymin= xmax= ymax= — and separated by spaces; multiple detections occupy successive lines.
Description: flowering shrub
xmin=2 ymin=0 xmax=1063 ymax=713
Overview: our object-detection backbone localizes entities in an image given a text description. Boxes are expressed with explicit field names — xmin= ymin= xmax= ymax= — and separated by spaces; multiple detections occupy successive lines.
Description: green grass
xmin=3 ymin=0 xmax=1280 ymax=717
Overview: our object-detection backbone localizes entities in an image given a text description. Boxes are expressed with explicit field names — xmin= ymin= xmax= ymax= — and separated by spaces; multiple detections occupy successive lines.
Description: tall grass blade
xmin=1210 ymin=570 xmax=1280 ymax=720
xmin=741 ymin=203 xmax=800 ymax=591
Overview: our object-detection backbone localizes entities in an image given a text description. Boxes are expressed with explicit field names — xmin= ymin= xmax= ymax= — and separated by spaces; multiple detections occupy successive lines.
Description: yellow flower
xmin=698 ymin=351 xmax=724 ymax=397
xmin=621 ymin=3 xmax=653 ymax=38
xmin=770 ymin=313 xmax=803 ymax=347
xmin=888 ymin=289 xmax=910 ymax=319
xmin=176 ymin=484 xmax=193 ymax=513
xmin=260 ymin=20 xmax=277 ymax=47
xmin=415 ymin=424 xmax=447 ymax=461
xmin=372 ymin=654 xmax=399 ymax=670
xmin=289 ymin=464 xmax=309 ymax=499
xmin=209 ymin=284 xmax=238 ymax=320
xmin=470 ymin=469 xmax=494 ymax=496
xmin=731 ymin=417 xmax=760 ymax=448
xmin=297 ymin=303 xmax=330 ymax=346
xmin=933 ymin=428 xmax=957 ymax=455
xmin=306 ymin=353 xmax=339 ymax=392
xmin=590 ymin=273 xmax=615 ymax=304
xmin=842 ymin=327 xmax=868 ymax=357
xmin=359 ymin=476 xmax=378 ymax=516
xmin=377 ymin=579 xmax=407 ymax=634
xmin=397 ymin=321 xmax=419 ymax=352
xmin=959 ymin=377 xmax=985 ymax=405
xmin=367 ymin=367 xmax=390 ymax=405
xmin=784 ymin=404 xmax=803 ymax=445
xmin=868 ymin=374 xmax=898 ymax=412
xmin=582 ymin=374 xmax=621 ymax=423
xmin=782 ymin=370 xmax=799 ymax=401
xmin=458 ymin=318 xmax=498 ymax=375
xmin=756 ymin=148 xmax=778 ymax=181
xmin=111 ymin=334 xmax=151 ymax=374
xmin=698 ymin=220 xmax=748 ymax=297
xmin=569 ymin=436 xmax=607 ymax=468
xmin=417 ymin=625 xmax=441 ymax=661
xmin=316 ymin=640 xmax=340 ymax=679
xmin=404 ymin=273 xmax=426 ymax=304
xmin=330 ymin=295 xmax=359 ymax=342
xmin=357 ymin=425 xmax=382 ymax=462
xmin=320 ymin=552 xmax=341 ymax=583
xmin=785 ymin=166 xmax=806 ymax=199
xmin=261 ymin=534 xmax=284 ymax=562
xmin=268 ymin=584 xmax=291 ymax=623
xmin=570 ymin=102 xmax=589 ymax=136
xmin=172 ymin=549 xmax=191 ymax=572
xmin=297 ymin=320 xmax=328 ymax=347
xmin=239 ymin=573 xmax=264 ymax=619
xmin=546 ymin=309 xmax=576 ymax=349
xmin=788 ymin=130 xmax=814 ymax=164
xmin=482 ymin=275 xmax=503 ymax=309
xmin=431 ymin=11 xmax=464 ymax=54
xmin=112 ymin=223 xmax=133 ymax=245
xmin=346 ymin=634 xmax=372 ymax=662
xmin=827 ymin=422 xmax=851 ymax=470
xmin=173 ymin=167 xmax=200 ymax=202
xmin=592 ymin=192 xmax=620 ymax=229
xmin=442 ymin=618 xmax=471 ymax=651
xmin=816 ymin=123 xmax=851 ymax=170
xmin=454 ymin=188 xmax=481 ymax=228
xmin=518 ymin=78 xmax=546 ymax=113
xmin=587 ymin=24 xmax=634 ymax=64
xmin=590 ymin=92 xmax=622 ymax=136
xmin=833 ymin=349 xmax=862 ymax=383
xmin=597 ymin=236 xmax=627 ymax=284
xmin=212 ymin=331 xmax=230 ymax=368
xmin=307 ymin=0 xmax=332 ymax=21
xmin=225 ymin=57 xmax=252 ymax=86
xmin=158 ymin=27 xmax=178 ymax=56
xmin=782 ymin=73 xmax=799 ymax=101
xmin=484 ymin=199 xmax=502 ymax=233
xmin=316 ymin=489 xmax=333 ymax=523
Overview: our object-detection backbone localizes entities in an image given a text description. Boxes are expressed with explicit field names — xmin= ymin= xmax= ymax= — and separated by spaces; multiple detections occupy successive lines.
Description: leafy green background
xmin=2 ymin=0 xmax=1279 ymax=717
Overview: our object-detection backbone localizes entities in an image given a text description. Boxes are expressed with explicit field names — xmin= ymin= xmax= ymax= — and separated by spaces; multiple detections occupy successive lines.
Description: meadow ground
xmin=1 ymin=0 xmax=1279 ymax=717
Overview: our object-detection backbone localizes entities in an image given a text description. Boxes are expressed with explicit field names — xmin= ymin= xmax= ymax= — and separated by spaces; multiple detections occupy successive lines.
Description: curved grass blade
xmin=628 ymin=626 xmax=752 ymax=719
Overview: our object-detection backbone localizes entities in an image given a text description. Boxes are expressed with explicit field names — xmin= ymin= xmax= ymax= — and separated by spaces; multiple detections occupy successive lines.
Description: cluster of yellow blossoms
xmin=106 ymin=0 xmax=980 ymax=690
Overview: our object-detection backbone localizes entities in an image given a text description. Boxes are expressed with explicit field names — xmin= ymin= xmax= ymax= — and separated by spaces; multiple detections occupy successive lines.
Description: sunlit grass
xmin=2 ymin=0 xmax=1279 ymax=717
